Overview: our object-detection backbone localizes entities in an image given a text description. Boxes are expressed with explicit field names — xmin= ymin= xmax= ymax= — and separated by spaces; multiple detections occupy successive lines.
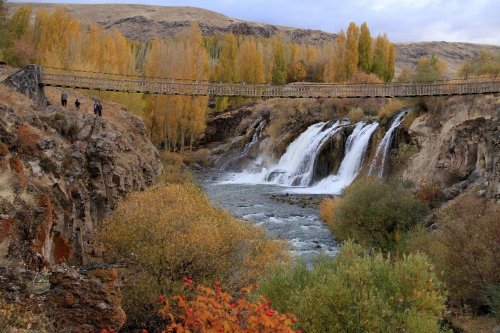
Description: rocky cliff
xmin=402 ymin=95 xmax=499 ymax=199
xmin=0 ymin=84 xmax=162 ymax=268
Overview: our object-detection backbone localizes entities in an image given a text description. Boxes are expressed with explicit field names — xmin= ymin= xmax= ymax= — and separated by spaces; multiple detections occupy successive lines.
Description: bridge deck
xmin=40 ymin=69 xmax=500 ymax=98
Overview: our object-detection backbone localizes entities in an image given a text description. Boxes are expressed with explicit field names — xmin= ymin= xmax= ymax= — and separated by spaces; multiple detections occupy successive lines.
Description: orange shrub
xmin=17 ymin=124 xmax=40 ymax=147
xmin=318 ymin=197 xmax=340 ymax=228
xmin=9 ymin=156 xmax=27 ymax=186
xmin=416 ymin=183 xmax=445 ymax=209
xmin=160 ymin=280 xmax=298 ymax=332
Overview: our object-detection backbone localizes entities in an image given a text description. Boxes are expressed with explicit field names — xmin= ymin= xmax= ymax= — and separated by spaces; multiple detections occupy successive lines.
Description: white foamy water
xmin=265 ymin=121 xmax=343 ymax=186
xmin=292 ymin=121 xmax=379 ymax=194
xmin=220 ymin=120 xmax=266 ymax=171
xmin=222 ymin=121 xmax=345 ymax=186
xmin=368 ymin=110 xmax=408 ymax=178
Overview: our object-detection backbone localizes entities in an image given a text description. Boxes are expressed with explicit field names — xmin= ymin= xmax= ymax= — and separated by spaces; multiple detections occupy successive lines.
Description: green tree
xmin=358 ymin=22 xmax=372 ymax=73
xmin=413 ymin=53 xmax=447 ymax=81
xmin=260 ymin=242 xmax=447 ymax=333
xmin=459 ymin=49 xmax=500 ymax=78
xmin=271 ymin=37 xmax=287 ymax=84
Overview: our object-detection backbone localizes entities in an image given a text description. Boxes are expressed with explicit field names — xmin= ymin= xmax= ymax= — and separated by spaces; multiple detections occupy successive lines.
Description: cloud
xmin=370 ymin=0 xmax=436 ymax=11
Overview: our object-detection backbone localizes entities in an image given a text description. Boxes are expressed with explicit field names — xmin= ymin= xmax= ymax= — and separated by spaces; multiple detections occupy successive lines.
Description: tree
xmin=413 ymin=53 xmax=447 ymax=82
xmin=271 ymin=37 xmax=287 ymax=84
xmin=287 ymin=61 xmax=306 ymax=82
xmin=237 ymin=38 xmax=265 ymax=83
xmin=345 ymin=22 xmax=359 ymax=79
xmin=215 ymin=33 xmax=238 ymax=82
xmin=358 ymin=22 xmax=372 ymax=73
xmin=459 ymin=49 xmax=500 ymax=78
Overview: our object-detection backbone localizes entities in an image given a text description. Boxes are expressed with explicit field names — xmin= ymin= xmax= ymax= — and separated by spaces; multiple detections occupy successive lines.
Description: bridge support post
xmin=3 ymin=64 xmax=47 ymax=107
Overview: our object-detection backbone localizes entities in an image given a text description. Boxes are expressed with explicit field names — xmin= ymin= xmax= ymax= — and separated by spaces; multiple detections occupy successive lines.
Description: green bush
xmin=484 ymin=285 xmax=500 ymax=320
xmin=259 ymin=242 xmax=448 ymax=333
xmin=330 ymin=178 xmax=427 ymax=252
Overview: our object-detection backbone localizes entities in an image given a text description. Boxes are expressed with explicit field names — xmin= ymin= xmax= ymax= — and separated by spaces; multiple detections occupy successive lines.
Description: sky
xmin=10 ymin=0 xmax=500 ymax=45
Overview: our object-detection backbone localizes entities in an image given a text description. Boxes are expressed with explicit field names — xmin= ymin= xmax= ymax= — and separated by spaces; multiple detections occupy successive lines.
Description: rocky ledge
xmin=0 ymin=85 xmax=163 ymax=268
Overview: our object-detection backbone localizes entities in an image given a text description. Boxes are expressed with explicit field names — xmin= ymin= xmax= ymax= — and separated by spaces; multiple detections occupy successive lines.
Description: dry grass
xmin=17 ymin=124 xmax=41 ymax=147
xmin=450 ymin=315 xmax=499 ymax=333
xmin=347 ymin=107 xmax=365 ymax=123
xmin=0 ymin=173 xmax=15 ymax=204
xmin=378 ymin=99 xmax=409 ymax=120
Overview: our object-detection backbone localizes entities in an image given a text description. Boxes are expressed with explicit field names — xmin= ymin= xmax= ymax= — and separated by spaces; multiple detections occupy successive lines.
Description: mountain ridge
xmin=7 ymin=2 xmax=500 ymax=77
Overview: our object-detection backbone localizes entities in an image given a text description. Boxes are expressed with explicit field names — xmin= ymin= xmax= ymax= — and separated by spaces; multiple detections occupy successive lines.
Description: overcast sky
xmin=10 ymin=0 xmax=500 ymax=45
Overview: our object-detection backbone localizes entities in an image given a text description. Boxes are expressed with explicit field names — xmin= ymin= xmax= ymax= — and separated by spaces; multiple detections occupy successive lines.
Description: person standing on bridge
xmin=61 ymin=92 xmax=68 ymax=107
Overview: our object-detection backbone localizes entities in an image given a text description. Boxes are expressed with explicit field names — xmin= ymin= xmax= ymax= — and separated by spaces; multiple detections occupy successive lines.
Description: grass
xmin=0 ymin=173 xmax=14 ymax=205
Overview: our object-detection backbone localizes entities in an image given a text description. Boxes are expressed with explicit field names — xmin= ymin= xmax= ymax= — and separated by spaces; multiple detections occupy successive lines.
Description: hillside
xmin=6 ymin=2 xmax=336 ymax=45
xmin=7 ymin=3 xmax=500 ymax=77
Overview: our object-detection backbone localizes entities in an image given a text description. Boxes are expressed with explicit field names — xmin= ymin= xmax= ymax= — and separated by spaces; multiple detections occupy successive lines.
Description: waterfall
xmin=220 ymin=120 xmax=266 ymax=171
xmin=265 ymin=120 xmax=345 ymax=186
xmin=294 ymin=121 xmax=379 ymax=194
xmin=368 ymin=110 xmax=408 ymax=178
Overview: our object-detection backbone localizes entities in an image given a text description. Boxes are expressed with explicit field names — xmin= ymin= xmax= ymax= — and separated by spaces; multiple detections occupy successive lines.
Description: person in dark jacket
xmin=61 ymin=92 xmax=68 ymax=107
xmin=97 ymin=101 xmax=102 ymax=117
xmin=75 ymin=99 xmax=81 ymax=110
xmin=93 ymin=100 xmax=99 ymax=116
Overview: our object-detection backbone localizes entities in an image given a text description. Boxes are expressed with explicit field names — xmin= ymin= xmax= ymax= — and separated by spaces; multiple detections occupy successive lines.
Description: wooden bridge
xmin=37 ymin=66 xmax=500 ymax=99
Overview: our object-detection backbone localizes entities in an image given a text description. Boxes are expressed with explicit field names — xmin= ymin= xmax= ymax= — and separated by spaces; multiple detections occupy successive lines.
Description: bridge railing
xmin=40 ymin=70 xmax=500 ymax=98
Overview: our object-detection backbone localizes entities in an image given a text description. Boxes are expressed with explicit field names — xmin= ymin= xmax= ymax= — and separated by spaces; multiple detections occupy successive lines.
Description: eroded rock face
xmin=0 ymin=265 xmax=126 ymax=332
xmin=403 ymin=95 xmax=499 ymax=199
xmin=0 ymin=87 xmax=162 ymax=267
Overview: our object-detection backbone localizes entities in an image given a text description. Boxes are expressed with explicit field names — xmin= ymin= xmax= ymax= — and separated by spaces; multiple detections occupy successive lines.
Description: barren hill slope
xmin=6 ymin=2 xmax=336 ymax=44
xmin=7 ymin=3 xmax=500 ymax=77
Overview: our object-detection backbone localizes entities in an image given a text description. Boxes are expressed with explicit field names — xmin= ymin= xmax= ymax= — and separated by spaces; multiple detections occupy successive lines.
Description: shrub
xmin=259 ymin=242 xmax=448 ymax=333
xmin=318 ymin=197 xmax=339 ymax=227
xmin=96 ymin=182 xmax=289 ymax=329
xmin=330 ymin=178 xmax=427 ymax=252
xmin=17 ymin=124 xmax=40 ymax=147
xmin=416 ymin=183 xmax=445 ymax=209
xmin=406 ymin=195 xmax=500 ymax=316
xmin=160 ymin=280 xmax=298 ymax=332
xmin=377 ymin=99 xmax=408 ymax=122
xmin=347 ymin=107 xmax=364 ymax=123
xmin=428 ymin=196 xmax=498 ymax=313
xmin=0 ymin=172 xmax=14 ymax=204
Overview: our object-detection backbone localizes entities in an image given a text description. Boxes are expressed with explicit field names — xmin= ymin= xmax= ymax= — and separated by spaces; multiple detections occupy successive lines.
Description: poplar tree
xmin=358 ymin=22 xmax=372 ymax=73
xmin=215 ymin=33 xmax=238 ymax=83
xmin=271 ymin=37 xmax=287 ymax=84
xmin=371 ymin=34 xmax=389 ymax=81
xmin=345 ymin=22 xmax=359 ymax=79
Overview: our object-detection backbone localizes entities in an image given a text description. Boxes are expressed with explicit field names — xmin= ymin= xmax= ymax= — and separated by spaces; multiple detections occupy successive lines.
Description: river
xmin=202 ymin=173 xmax=338 ymax=263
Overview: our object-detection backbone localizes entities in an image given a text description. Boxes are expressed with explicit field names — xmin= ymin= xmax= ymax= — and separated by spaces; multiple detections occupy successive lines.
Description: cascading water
xmin=368 ymin=110 xmax=408 ymax=178
xmin=265 ymin=120 xmax=344 ymax=186
xmin=220 ymin=120 xmax=266 ymax=171
xmin=293 ymin=121 xmax=379 ymax=194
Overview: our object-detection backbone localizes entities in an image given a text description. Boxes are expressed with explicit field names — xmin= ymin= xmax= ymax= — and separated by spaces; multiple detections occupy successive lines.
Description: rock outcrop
xmin=0 ymin=84 xmax=162 ymax=267
xmin=403 ymin=95 xmax=499 ymax=199
xmin=0 ymin=264 xmax=126 ymax=332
